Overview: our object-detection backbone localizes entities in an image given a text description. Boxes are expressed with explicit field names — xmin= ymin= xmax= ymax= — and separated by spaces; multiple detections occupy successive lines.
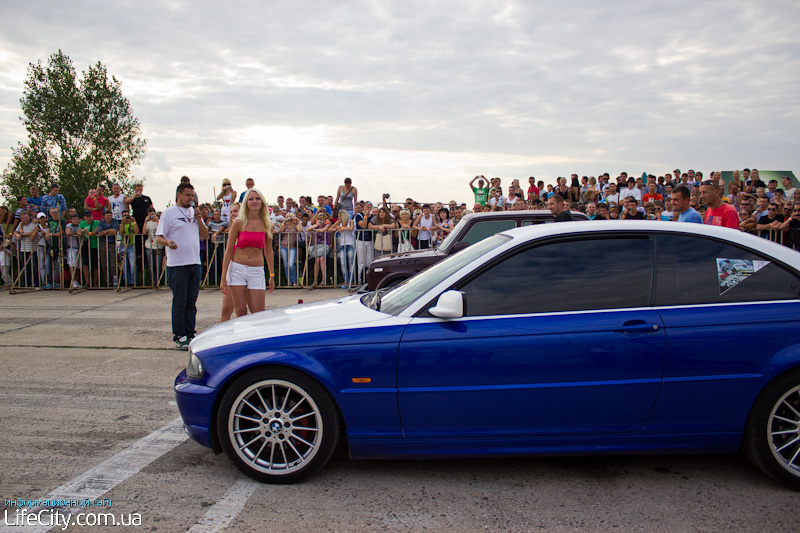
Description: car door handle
xmin=612 ymin=322 xmax=660 ymax=334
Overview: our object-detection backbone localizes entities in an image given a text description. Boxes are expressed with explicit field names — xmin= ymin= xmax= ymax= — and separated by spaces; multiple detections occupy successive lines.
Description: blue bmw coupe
xmin=175 ymin=221 xmax=800 ymax=487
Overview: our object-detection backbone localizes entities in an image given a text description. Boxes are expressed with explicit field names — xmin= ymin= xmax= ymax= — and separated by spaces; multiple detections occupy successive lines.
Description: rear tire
xmin=217 ymin=368 xmax=340 ymax=484
xmin=743 ymin=369 xmax=800 ymax=490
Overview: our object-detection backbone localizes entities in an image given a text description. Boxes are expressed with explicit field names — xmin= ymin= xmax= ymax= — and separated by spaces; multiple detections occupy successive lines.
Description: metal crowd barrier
xmin=4 ymin=226 xmax=453 ymax=293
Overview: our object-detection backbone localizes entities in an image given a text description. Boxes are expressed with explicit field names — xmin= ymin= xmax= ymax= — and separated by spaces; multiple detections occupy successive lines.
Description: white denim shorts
xmin=226 ymin=261 xmax=266 ymax=290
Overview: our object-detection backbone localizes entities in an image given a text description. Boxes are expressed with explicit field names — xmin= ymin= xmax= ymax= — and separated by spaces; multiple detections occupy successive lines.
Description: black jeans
xmin=18 ymin=251 xmax=39 ymax=288
xmin=167 ymin=264 xmax=201 ymax=341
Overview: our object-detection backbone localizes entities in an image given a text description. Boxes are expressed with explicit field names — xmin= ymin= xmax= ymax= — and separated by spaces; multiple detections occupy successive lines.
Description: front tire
xmin=743 ymin=369 xmax=800 ymax=490
xmin=217 ymin=368 xmax=340 ymax=484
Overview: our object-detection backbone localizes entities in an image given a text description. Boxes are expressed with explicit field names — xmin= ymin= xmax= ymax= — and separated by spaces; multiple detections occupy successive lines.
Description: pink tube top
xmin=236 ymin=231 xmax=266 ymax=250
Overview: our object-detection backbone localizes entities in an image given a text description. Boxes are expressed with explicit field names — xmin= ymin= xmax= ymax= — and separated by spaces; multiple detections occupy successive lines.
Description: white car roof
xmin=499 ymin=220 xmax=800 ymax=269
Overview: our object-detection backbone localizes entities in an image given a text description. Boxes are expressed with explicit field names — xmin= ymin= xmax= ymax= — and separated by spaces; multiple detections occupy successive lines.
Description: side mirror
xmin=429 ymin=290 xmax=464 ymax=318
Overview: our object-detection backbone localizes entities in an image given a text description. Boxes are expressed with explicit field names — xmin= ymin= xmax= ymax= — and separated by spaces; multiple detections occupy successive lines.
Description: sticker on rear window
xmin=717 ymin=258 xmax=770 ymax=294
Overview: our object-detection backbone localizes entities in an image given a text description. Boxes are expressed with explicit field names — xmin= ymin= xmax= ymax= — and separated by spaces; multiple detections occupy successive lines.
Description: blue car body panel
xmin=397 ymin=309 xmax=665 ymax=438
xmin=174 ymin=221 xmax=800 ymax=465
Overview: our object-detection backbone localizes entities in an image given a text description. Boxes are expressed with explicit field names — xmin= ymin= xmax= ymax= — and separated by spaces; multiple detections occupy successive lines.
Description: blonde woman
xmin=396 ymin=209 xmax=416 ymax=252
xmin=331 ymin=210 xmax=355 ymax=288
xmin=278 ymin=213 xmax=300 ymax=286
xmin=216 ymin=178 xmax=237 ymax=223
xmin=220 ymin=192 xmax=274 ymax=320
xmin=307 ymin=210 xmax=333 ymax=288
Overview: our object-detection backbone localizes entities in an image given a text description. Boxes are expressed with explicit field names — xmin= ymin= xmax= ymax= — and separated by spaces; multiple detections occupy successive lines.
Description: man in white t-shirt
xmin=156 ymin=182 xmax=209 ymax=350
xmin=621 ymin=178 xmax=642 ymax=203
xmin=782 ymin=176 xmax=796 ymax=204
xmin=108 ymin=183 xmax=126 ymax=221
xmin=602 ymin=182 xmax=621 ymax=206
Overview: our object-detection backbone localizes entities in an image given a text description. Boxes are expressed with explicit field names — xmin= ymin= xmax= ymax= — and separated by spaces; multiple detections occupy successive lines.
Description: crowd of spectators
xmin=2 ymin=168 xmax=798 ymax=291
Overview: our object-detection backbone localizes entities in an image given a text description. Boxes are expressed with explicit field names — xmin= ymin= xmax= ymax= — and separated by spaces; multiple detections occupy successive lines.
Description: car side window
xmin=461 ymin=220 xmax=517 ymax=245
xmin=654 ymin=233 xmax=800 ymax=305
xmin=458 ymin=236 xmax=654 ymax=316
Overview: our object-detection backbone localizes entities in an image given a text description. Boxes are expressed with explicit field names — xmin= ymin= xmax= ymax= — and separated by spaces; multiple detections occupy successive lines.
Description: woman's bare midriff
xmin=232 ymin=246 xmax=264 ymax=267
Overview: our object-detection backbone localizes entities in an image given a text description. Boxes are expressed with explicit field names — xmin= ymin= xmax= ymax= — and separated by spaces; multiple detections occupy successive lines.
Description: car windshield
xmin=375 ymin=234 xmax=510 ymax=316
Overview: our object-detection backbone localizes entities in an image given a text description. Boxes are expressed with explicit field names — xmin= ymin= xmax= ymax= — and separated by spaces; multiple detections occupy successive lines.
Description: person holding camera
xmin=216 ymin=178 xmax=237 ymax=224
xmin=64 ymin=213 xmax=86 ymax=288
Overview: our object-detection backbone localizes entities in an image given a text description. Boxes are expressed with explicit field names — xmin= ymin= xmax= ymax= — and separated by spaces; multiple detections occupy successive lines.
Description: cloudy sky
xmin=1 ymin=0 xmax=799 ymax=209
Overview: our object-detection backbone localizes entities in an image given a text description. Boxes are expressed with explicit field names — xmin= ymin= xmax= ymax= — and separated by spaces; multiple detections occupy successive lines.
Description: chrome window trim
xmin=405 ymin=299 xmax=800 ymax=324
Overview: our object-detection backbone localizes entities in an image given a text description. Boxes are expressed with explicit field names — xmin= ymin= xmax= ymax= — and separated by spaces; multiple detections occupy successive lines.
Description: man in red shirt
xmin=700 ymin=180 xmax=738 ymax=229
xmin=527 ymin=177 xmax=540 ymax=202
xmin=642 ymin=182 xmax=663 ymax=203
xmin=86 ymin=183 xmax=109 ymax=221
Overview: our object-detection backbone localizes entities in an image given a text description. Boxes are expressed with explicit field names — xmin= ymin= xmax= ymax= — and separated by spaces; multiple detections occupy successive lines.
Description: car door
xmin=397 ymin=234 xmax=665 ymax=439
xmin=646 ymin=233 xmax=800 ymax=433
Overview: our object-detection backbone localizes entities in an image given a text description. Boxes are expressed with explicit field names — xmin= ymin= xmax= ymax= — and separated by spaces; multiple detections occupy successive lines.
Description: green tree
xmin=1 ymin=50 xmax=147 ymax=211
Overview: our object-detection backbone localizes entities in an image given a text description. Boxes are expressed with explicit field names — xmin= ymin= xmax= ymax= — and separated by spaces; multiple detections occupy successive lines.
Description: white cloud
xmin=1 ymin=0 xmax=799 ymax=208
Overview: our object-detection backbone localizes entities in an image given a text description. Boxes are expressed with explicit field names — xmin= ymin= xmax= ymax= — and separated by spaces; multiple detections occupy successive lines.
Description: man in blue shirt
xmin=672 ymin=185 xmax=703 ymax=223
xmin=27 ymin=186 xmax=43 ymax=212
xmin=39 ymin=184 xmax=67 ymax=218
xmin=314 ymin=195 xmax=333 ymax=216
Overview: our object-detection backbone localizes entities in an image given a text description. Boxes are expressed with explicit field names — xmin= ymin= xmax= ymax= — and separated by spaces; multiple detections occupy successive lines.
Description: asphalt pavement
xmin=0 ymin=288 xmax=797 ymax=532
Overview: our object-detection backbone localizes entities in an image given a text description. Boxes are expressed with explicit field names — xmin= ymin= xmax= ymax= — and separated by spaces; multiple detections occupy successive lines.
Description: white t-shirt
xmin=156 ymin=205 xmax=201 ymax=267
xmin=108 ymin=194 xmax=126 ymax=220
xmin=620 ymin=187 xmax=642 ymax=203
xmin=489 ymin=196 xmax=506 ymax=208
xmin=417 ymin=213 xmax=435 ymax=240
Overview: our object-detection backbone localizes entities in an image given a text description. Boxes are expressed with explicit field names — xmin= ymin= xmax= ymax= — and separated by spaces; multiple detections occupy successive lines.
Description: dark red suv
xmin=367 ymin=210 xmax=589 ymax=290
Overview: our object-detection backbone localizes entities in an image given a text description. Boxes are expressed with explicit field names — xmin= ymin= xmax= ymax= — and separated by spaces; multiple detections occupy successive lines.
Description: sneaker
xmin=174 ymin=336 xmax=189 ymax=350
xmin=34 ymin=286 xmax=42 ymax=291
xmin=72 ymin=280 xmax=81 ymax=289
xmin=42 ymin=284 xmax=52 ymax=290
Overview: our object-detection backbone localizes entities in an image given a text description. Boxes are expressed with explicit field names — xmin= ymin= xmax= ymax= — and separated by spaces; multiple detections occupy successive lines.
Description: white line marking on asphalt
xmin=186 ymin=479 xmax=260 ymax=533
xmin=104 ymin=352 xmax=132 ymax=363
xmin=0 ymin=418 xmax=188 ymax=533
xmin=49 ymin=417 xmax=187 ymax=499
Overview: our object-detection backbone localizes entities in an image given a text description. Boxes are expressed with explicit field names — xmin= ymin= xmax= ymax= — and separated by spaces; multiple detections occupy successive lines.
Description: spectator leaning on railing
xmin=119 ymin=209 xmax=138 ymax=287
xmin=14 ymin=210 xmax=39 ymax=288
xmin=97 ymin=210 xmax=120 ymax=287
xmin=4 ymin=168 xmax=799 ymax=292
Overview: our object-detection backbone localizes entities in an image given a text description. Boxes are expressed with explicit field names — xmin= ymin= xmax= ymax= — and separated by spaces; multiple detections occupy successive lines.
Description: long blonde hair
xmin=237 ymin=189 xmax=273 ymax=233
